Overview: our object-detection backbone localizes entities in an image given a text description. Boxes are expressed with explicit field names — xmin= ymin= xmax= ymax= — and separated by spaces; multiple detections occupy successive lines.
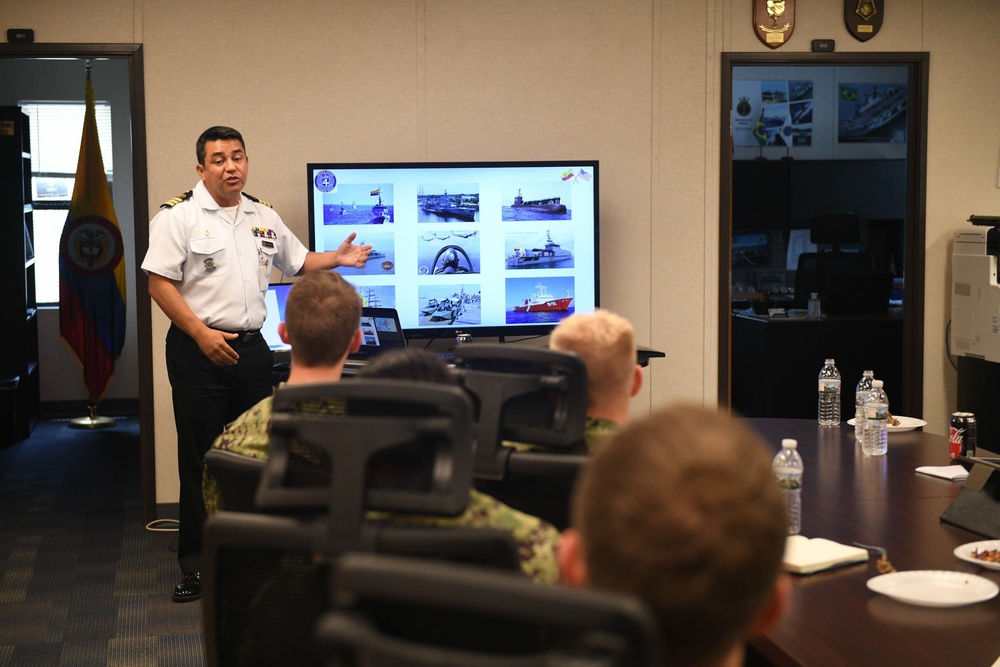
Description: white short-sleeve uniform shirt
xmin=141 ymin=181 xmax=308 ymax=331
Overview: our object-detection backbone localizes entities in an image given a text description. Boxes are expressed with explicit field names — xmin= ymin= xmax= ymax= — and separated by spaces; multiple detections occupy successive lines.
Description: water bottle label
xmin=819 ymin=379 xmax=841 ymax=393
xmin=775 ymin=470 xmax=801 ymax=490
xmin=863 ymin=403 xmax=888 ymax=420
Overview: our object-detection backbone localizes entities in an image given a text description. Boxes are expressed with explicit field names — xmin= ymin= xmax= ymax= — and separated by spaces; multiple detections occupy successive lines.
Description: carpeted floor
xmin=0 ymin=417 xmax=205 ymax=667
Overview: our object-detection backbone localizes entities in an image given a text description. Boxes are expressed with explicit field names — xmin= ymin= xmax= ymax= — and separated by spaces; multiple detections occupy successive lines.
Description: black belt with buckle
xmin=222 ymin=330 xmax=261 ymax=344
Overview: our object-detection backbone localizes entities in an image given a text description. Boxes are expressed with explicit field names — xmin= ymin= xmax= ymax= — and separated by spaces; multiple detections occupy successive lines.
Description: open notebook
xmin=783 ymin=536 xmax=869 ymax=575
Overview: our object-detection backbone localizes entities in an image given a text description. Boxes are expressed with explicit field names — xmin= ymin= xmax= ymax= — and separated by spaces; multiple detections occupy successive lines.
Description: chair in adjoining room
xmin=451 ymin=343 xmax=589 ymax=530
xmin=793 ymin=213 xmax=875 ymax=307
xmin=202 ymin=379 xmax=521 ymax=667
xmin=316 ymin=551 xmax=663 ymax=667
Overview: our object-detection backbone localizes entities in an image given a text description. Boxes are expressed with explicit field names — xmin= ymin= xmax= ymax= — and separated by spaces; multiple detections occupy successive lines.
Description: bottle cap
xmin=810 ymin=292 xmax=818 ymax=298
xmin=873 ymin=380 xmax=884 ymax=388
xmin=782 ymin=438 xmax=798 ymax=449
xmin=864 ymin=370 xmax=874 ymax=376
xmin=825 ymin=358 xmax=835 ymax=364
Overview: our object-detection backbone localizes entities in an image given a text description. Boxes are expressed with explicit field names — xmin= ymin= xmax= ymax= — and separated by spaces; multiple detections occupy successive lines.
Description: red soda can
xmin=949 ymin=412 xmax=977 ymax=459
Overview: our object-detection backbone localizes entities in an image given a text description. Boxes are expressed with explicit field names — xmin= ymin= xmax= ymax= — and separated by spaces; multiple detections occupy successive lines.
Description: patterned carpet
xmin=0 ymin=417 xmax=205 ymax=667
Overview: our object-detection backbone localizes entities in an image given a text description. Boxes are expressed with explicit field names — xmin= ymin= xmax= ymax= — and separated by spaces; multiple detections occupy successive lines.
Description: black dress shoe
xmin=173 ymin=572 xmax=202 ymax=602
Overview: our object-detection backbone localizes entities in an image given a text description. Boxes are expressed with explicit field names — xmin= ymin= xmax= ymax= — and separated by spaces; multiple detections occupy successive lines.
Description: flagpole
xmin=68 ymin=59 xmax=115 ymax=431
xmin=61 ymin=57 xmax=127 ymax=430
xmin=69 ymin=404 xmax=116 ymax=430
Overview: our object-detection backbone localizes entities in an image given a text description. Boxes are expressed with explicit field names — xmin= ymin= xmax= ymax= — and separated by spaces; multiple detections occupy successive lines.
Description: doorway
xmin=719 ymin=52 xmax=927 ymax=420
xmin=0 ymin=44 xmax=154 ymax=522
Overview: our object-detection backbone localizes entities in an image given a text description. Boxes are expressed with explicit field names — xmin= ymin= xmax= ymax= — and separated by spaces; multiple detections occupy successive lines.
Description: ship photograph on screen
xmin=505 ymin=276 xmax=575 ymax=324
xmin=337 ymin=230 xmax=395 ymax=276
xmin=504 ymin=228 xmax=574 ymax=270
xmin=321 ymin=182 xmax=394 ymax=225
xmin=502 ymin=181 xmax=573 ymax=221
xmin=307 ymin=160 xmax=598 ymax=340
xmin=417 ymin=284 xmax=482 ymax=327
xmin=418 ymin=184 xmax=480 ymax=222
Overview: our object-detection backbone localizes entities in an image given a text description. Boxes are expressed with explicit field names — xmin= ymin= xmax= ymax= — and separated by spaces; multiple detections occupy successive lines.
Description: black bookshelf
xmin=0 ymin=107 xmax=39 ymax=444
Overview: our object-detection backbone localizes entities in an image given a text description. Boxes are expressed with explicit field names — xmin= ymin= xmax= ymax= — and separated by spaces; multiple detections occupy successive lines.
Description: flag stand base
xmin=68 ymin=404 xmax=116 ymax=430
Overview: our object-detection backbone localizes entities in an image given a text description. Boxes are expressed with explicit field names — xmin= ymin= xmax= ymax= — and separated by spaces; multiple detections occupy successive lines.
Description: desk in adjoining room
xmin=745 ymin=419 xmax=1000 ymax=667
xmin=732 ymin=312 xmax=904 ymax=421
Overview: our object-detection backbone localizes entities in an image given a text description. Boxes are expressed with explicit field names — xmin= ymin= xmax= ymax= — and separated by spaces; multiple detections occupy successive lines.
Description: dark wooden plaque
xmin=845 ymin=0 xmax=884 ymax=42
xmin=754 ymin=0 xmax=795 ymax=49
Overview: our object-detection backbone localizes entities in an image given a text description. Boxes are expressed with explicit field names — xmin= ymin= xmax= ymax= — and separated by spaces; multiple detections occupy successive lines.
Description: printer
xmin=951 ymin=220 xmax=1000 ymax=363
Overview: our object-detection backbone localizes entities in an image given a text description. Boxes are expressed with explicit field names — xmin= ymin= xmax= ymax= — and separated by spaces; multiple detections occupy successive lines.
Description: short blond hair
xmin=550 ymin=309 xmax=636 ymax=410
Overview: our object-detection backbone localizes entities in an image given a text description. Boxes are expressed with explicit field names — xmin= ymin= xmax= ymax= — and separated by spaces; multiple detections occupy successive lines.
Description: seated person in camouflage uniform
xmin=202 ymin=271 xmax=558 ymax=583
xmin=356 ymin=348 xmax=559 ymax=582
xmin=508 ymin=308 xmax=642 ymax=454
xmin=558 ymin=404 xmax=791 ymax=667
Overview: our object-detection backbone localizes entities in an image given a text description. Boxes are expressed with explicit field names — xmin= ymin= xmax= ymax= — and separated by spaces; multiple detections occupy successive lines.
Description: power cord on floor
xmin=145 ymin=518 xmax=179 ymax=532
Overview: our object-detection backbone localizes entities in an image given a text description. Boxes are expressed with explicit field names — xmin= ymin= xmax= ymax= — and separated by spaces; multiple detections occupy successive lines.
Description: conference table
xmin=745 ymin=418 xmax=1000 ymax=667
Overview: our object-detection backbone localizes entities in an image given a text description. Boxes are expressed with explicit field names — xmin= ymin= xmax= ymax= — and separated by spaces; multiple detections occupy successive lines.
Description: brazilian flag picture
xmin=753 ymin=110 xmax=768 ymax=146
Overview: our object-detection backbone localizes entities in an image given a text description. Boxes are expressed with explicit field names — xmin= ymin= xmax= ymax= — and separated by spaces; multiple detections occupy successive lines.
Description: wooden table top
xmin=745 ymin=418 xmax=1000 ymax=667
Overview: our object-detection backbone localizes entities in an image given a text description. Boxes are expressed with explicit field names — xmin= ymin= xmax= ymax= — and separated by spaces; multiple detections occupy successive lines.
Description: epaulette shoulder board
xmin=243 ymin=192 xmax=273 ymax=208
xmin=160 ymin=190 xmax=193 ymax=209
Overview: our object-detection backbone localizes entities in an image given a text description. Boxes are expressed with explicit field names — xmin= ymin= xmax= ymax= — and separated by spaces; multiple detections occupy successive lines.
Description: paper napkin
xmin=915 ymin=465 xmax=969 ymax=482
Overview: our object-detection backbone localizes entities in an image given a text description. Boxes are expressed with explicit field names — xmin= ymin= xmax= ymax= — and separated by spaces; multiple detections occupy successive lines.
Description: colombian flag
xmin=58 ymin=68 xmax=127 ymax=404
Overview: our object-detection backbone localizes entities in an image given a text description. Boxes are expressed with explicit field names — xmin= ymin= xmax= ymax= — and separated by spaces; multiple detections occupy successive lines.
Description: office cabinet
xmin=732 ymin=312 xmax=904 ymax=422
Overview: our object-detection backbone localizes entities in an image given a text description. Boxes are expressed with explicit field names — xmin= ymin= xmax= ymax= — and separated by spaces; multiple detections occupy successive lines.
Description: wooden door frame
xmin=0 ymin=43 xmax=154 ymax=523
xmin=718 ymin=52 xmax=928 ymax=418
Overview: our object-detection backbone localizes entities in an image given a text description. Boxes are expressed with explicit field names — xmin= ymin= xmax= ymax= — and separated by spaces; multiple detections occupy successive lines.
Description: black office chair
xmin=793 ymin=213 xmax=875 ymax=305
xmin=202 ymin=379 xmax=522 ymax=667
xmin=204 ymin=448 xmax=266 ymax=513
xmin=316 ymin=551 xmax=663 ymax=667
xmin=451 ymin=343 xmax=589 ymax=529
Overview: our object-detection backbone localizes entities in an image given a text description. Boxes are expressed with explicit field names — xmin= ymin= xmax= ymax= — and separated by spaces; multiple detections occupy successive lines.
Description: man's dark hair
xmin=357 ymin=349 xmax=457 ymax=387
xmin=196 ymin=126 xmax=245 ymax=165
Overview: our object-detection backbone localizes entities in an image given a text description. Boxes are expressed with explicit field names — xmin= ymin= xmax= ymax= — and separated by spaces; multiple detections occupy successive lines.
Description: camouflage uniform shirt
xmin=202 ymin=394 xmax=559 ymax=584
xmin=505 ymin=416 xmax=620 ymax=455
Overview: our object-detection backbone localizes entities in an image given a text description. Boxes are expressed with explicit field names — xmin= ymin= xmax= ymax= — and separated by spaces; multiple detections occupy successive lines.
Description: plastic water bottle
xmin=807 ymin=292 xmax=821 ymax=320
xmin=817 ymin=359 xmax=841 ymax=426
xmin=860 ymin=380 xmax=888 ymax=457
xmin=854 ymin=370 xmax=874 ymax=441
xmin=772 ymin=438 xmax=803 ymax=535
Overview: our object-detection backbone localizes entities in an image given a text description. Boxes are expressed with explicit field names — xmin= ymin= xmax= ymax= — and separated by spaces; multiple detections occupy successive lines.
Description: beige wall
xmin=7 ymin=0 xmax=999 ymax=504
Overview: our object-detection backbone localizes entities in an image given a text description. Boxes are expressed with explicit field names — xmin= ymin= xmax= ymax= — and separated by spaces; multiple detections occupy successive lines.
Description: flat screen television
xmin=306 ymin=161 xmax=600 ymax=340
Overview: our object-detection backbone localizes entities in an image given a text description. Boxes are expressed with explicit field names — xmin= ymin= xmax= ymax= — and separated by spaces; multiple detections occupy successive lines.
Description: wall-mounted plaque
xmin=845 ymin=0 xmax=884 ymax=42
xmin=754 ymin=0 xmax=795 ymax=49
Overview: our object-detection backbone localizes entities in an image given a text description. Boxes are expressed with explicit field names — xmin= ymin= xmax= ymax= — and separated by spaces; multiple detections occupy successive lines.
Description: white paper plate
xmin=866 ymin=570 xmax=999 ymax=607
xmin=953 ymin=540 xmax=1000 ymax=572
xmin=847 ymin=416 xmax=927 ymax=432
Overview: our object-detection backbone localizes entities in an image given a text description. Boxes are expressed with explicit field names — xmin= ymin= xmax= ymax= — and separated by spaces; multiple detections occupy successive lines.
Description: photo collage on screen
xmin=309 ymin=164 xmax=596 ymax=333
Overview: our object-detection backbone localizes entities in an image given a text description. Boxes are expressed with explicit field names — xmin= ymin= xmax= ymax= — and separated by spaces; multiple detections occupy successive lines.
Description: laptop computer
xmin=347 ymin=307 xmax=408 ymax=366
xmin=823 ymin=272 xmax=893 ymax=317
xmin=262 ymin=283 xmax=294 ymax=362
xmin=264 ymin=286 xmax=408 ymax=366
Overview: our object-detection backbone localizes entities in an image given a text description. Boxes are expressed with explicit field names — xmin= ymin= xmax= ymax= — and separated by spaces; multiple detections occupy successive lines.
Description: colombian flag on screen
xmin=58 ymin=68 xmax=127 ymax=404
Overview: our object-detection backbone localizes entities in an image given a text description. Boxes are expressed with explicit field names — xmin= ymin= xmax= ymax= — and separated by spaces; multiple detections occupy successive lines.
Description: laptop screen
xmin=262 ymin=283 xmax=294 ymax=353
xmin=351 ymin=307 xmax=408 ymax=361
xmin=264 ymin=287 xmax=406 ymax=362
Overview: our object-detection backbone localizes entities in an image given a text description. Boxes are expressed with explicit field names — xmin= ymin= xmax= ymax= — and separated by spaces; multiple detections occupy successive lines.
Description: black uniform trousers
xmin=165 ymin=324 xmax=274 ymax=574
